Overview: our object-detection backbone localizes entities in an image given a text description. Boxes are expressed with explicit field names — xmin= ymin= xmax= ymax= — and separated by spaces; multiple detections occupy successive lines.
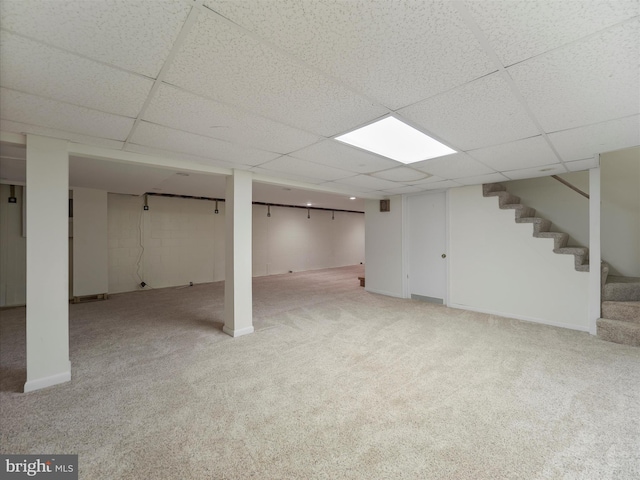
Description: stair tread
xmin=602 ymin=301 xmax=640 ymax=324
xmin=554 ymin=246 xmax=588 ymax=254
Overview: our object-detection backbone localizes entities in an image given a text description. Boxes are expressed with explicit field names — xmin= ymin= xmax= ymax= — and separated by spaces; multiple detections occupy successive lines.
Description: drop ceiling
xmin=0 ymin=0 xmax=638 ymax=213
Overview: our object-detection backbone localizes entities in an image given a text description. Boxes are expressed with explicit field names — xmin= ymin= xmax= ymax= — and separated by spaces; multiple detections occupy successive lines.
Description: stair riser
xmin=603 ymin=283 xmax=640 ymax=302
xmin=602 ymin=302 xmax=640 ymax=324
xmin=597 ymin=318 xmax=640 ymax=347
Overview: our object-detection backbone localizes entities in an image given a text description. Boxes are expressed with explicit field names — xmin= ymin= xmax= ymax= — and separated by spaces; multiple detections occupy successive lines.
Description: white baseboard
xmin=223 ymin=325 xmax=255 ymax=338
xmin=24 ymin=370 xmax=71 ymax=393
xmin=364 ymin=287 xmax=405 ymax=298
xmin=448 ymin=303 xmax=590 ymax=332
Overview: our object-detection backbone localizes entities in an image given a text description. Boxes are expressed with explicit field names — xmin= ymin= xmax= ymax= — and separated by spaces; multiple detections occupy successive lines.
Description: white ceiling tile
xmin=548 ymin=115 xmax=640 ymax=162
xmin=333 ymin=174 xmax=402 ymax=191
xmin=0 ymin=89 xmax=134 ymax=141
xmin=144 ymin=84 xmax=320 ymax=154
xmin=256 ymin=156 xmax=355 ymax=182
xmin=411 ymin=152 xmax=495 ymax=179
xmin=454 ymin=172 xmax=510 ymax=185
xmin=289 ymin=140 xmax=399 ymax=174
xmin=399 ymin=73 xmax=539 ymax=151
xmin=508 ymin=19 xmax=640 ymax=133
xmin=420 ymin=180 xmax=462 ymax=190
xmin=409 ymin=175 xmax=447 ymax=185
xmin=465 ymin=0 xmax=639 ymax=66
xmin=250 ymin=166 xmax=326 ymax=185
xmin=69 ymin=156 xmax=176 ymax=195
xmin=0 ymin=32 xmax=153 ymax=118
xmin=371 ymin=167 xmax=430 ymax=182
xmin=565 ymin=158 xmax=601 ymax=172
xmin=379 ymin=185 xmax=427 ymax=195
xmin=164 ymin=8 xmax=387 ymax=137
xmin=0 ymin=0 xmax=192 ymax=77
xmin=205 ymin=0 xmax=495 ymax=109
xmin=1 ymin=120 xmax=126 ymax=151
xmin=129 ymin=122 xmax=279 ymax=167
xmin=124 ymin=143 xmax=239 ymax=171
xmin=468 ymin=136 xmax=559 ymax=171
xmin=502 ymin=164 xmax=566 ymax=180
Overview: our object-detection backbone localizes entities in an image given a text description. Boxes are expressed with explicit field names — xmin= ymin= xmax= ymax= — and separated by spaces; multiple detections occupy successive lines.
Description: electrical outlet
xmin=189 ymin=282 xmax=193 ymax=287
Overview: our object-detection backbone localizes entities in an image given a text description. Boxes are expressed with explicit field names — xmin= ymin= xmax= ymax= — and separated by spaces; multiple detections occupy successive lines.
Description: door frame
xmin=402 ymin=189 xmax=450 ymax=305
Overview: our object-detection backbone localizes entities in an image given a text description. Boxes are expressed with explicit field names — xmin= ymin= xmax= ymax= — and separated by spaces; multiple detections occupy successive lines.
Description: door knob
xmin=441 ymin=253 xmax=446 ymax=258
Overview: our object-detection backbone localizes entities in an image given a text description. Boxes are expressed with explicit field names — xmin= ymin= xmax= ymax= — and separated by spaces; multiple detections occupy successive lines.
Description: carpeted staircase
xmin=483 ymin=183 xmax=640 ymax=346
xmin=598 ymin=276 xmax=640 ymax=347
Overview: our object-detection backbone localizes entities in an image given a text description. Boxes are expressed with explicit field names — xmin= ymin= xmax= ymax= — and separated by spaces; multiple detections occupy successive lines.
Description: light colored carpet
xmin=1 ymin=265 xmax=639 ymax=479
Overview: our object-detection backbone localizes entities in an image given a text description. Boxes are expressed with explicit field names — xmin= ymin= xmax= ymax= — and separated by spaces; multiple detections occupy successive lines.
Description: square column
xmin=24 ymin=135 xmax=71 ymax=392
xmin=223 ymin=170 xmax=254 ymax=337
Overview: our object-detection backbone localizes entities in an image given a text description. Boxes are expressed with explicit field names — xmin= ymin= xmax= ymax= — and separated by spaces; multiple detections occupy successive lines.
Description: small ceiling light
xmin=306 ymin=202 xmax=312 ymax=206
xmin=214 ymin=200 xmax=219 ymax=214
xmin=335 ymin=116 xmax=456 ymax=164
xmin=143 ymin=194 xmax=149 ymax=211
xmin=267 ymin=205 xmax=271 ymax=217
xmin=349 ymin=196 xmax=356 ymax=200
xmin=8 ymin=185 xmax=17 ymax=203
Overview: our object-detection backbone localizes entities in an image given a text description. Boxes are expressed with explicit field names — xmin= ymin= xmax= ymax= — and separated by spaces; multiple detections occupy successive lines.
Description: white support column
xmin=223 ymin=170 xmax=254 ymax=337
xmin=588 ymin=163 xmax=602 ymax=335
xmin=24 ymin=135 xmax=71 ymax=392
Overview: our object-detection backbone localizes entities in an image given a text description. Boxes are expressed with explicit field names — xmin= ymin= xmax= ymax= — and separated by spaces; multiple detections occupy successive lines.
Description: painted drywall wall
xmin=253 ymin=205 xmax=364 ymax=276
xmin=0 ymin=184 xmax=26 ymax=306
xmin=449 ymin=185 xmax=589 ymax=331
xmin=108 ymin=193 xmax=364 ymax=294
xmin=364 ymin=196 xmax=404 ymax=297
xmin=601 ymin=147 xmax=640 ymax=277
xmin=505 ymin=172 xmax=589 ymax=248
xmin=73 ymin=188 xmax=108 ymax=296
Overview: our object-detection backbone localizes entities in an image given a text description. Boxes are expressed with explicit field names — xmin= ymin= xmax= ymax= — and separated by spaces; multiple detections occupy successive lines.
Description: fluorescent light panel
xmin=335 ymin=116 xmax=455 ymax=164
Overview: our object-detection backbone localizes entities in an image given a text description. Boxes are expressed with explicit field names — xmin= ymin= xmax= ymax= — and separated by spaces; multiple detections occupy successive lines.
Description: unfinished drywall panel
xmin=72 ymin=187 xmax=108 ymax=297
xmin=0 ymin=184 xmax=26 ymax=306
xmin=449 ymin=185 xmax=589 ymax=331
xmin=505 ymin=172 xmax=589 ymax=248
xmin=364 ymin=196 xmax=404 ymax=297
xmin=601 ymin=147 xmax=640 ymax=277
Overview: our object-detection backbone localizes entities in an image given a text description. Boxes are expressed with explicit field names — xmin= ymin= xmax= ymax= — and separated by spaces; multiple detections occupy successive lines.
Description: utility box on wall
xmin=380 ymin=199 xmax=390 ymax=212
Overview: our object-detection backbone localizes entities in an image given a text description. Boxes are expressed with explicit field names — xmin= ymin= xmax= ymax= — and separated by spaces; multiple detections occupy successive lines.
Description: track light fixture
xmin=8 ymin=185 xmax=17 ymax=204
xmin=307 ymin=207 xmax=310 ymax=219
xmin=214 ymin=200 xmax=219 ymax=214
xmin=267 ymin=205 xmax=271 ymax=217
xmin=143 ymin=194 xmax=149 ymax=211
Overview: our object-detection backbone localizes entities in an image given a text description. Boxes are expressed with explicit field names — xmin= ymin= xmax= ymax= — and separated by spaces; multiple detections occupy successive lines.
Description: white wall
xmin=601 ymin=147 xmax=640 ymax=277
xmin=0 ymin=184 xmax=26 ymax=306
xmin=505 ymin=172 xmax=589 ymax=248
xmin=253 ymin=205 xmax=364 ymax=276
xmin=108 ymin=193 xmax=364 ymax=293
xmin=364 ymin=196 xmax=404 ymax=297
xmin=449 ymin=185 xmax=589 ymax=331
xmin=73 ymin=188 xmax=108 ymax=296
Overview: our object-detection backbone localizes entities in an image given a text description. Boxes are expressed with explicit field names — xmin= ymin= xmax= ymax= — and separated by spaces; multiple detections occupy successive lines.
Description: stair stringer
xmin=483 ymin=183 xmax=590 ymax=272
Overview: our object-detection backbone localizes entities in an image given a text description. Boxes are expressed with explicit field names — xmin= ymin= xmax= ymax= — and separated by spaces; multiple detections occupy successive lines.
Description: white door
xmin=407 ymin=192 xmax=447 ymax=303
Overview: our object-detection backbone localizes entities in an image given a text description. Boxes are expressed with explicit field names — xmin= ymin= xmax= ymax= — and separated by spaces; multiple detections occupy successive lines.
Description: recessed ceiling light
xmin=306 ymin=203 xmax=312 ymax=206
xmin=335 ymin=116 xmax=456 ymax=164
xmin=349 ymin=196 xmax=356 ymax=200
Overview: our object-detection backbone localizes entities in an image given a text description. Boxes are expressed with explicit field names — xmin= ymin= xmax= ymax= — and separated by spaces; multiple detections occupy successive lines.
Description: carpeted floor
xmin=1 ymin=265 xmax=639 ymax=479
